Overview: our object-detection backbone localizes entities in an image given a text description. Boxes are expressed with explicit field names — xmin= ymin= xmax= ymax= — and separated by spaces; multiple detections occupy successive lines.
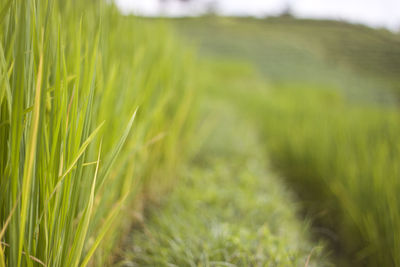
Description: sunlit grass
xmin=2 ymin=2 xmax=399 ymax=266
xmin=0 ymin=1 xmax=193 ymax=266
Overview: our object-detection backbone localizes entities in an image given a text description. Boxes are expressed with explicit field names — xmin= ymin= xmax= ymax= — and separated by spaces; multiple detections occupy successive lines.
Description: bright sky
xmin=116 ymin=0 xmax=400 ymax=31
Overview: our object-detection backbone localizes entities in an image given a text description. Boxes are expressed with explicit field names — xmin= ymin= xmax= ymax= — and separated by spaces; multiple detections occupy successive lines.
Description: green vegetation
xmin=174 ymin=16 xmax=400 ymax=101
xmin=121 ymin=89 xmax=328 ymax=267
xmin=172 ymin=17 xmax=400 ymax=266
xmin=2 ymin=2 xmax=400 ymax=266
xmin=257 ymin=87 xmax=400 ymax=266
xmin=0 ymin=1 xmax=192 ymax=266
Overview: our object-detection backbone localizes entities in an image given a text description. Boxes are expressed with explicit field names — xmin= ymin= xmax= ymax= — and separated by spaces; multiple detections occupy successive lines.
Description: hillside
xmin=172 ymin=16 xmax=400 ymax=103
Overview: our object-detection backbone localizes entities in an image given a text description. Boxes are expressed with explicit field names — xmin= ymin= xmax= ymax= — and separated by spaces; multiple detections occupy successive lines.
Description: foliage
xmin=173 ymin=18 xmax=400 ymax=265
xmin=0 ymin=1 xmax=193 ymax=266
xmin=122 ymin=98 xmax=328 ymax=267
xmin=198 ymin=58 xmax=400 ymax=266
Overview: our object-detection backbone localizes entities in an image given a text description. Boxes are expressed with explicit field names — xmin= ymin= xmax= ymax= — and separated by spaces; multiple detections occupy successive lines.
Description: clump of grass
xmin=0 ymin=1 xmax=193 ymax=266
xmin=256 ymin=87 xmax=400 ymax=266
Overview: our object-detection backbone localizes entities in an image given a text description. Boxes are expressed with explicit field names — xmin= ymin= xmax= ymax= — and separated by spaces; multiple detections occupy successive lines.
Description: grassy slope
xmin=170 ymin=17 xmax=400 ymax=266
xmin=173 ymin=16 xmax=400 ymax=103
xmin=121 ymin=63 xmax=329 ymax=266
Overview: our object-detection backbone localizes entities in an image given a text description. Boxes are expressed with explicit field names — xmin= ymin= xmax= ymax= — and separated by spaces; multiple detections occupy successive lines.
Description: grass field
xmin=171 ymin=17 xmax=400 ymax=266
xmin=120 ymin=76 xmax=329 ymax=267
xmin=2 ymin=1 xmax=400 ymax=266
xmin=174 ymin=16 xmax=400 ymax=102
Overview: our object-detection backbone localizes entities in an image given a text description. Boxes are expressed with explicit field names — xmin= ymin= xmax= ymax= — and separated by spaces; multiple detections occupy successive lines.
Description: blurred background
xmin=113 ymin=1 xmax=400 ymax=266
xmin=116 ymin=0 xmax=400 ymax=31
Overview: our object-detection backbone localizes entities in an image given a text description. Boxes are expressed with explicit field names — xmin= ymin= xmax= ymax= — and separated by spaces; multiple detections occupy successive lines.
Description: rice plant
xmin=257 ymin=87 xmax=400 ymax=266
xmin=0 ymin=0 xmax=193 ymax=266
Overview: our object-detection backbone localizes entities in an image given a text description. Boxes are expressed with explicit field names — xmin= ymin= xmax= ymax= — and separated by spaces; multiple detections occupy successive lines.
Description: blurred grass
xmin=121 ymin=90 xmax=329 ymax=267
xmin=173 ymin=16 xmax=400 ymax=104
xmin=169 ymin=17 xmax=400 ymax=266
xmin=0 ymin=1 xmax=193 ymax=266
xmin=255 ymin=87 xmax=400 ymax=266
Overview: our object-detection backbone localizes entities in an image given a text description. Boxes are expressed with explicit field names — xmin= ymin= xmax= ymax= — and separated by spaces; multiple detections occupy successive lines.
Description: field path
xmin=119 ymin=92 xmax=328 ymax=266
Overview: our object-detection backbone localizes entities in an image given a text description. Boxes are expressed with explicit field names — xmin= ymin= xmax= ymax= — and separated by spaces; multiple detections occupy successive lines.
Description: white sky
xmin=116 ymin=0 xmax=400 ymax=31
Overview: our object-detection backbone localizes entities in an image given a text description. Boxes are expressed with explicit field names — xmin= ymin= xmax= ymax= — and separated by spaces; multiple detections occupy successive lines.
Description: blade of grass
xmin=96 ymin=108 xmax=138 ymax=191
xmin=68 ymin=141 xmax=102 ymax=267
xmin=17 ymin=46 xmax=43 ymax=267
